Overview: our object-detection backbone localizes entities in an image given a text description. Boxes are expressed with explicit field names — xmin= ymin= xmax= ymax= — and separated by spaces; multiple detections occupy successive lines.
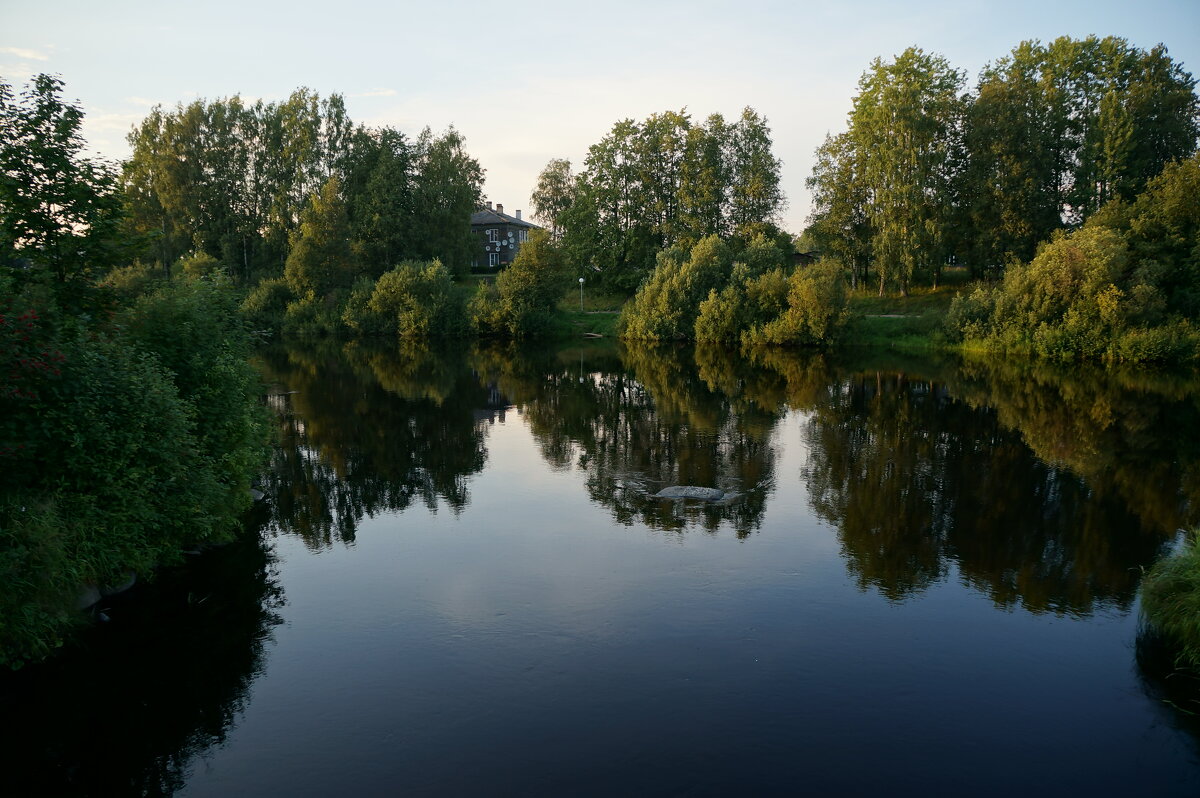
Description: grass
xmin=1141 ymin=533 xmax=1200 ymax=670
xmin=555 ymin=285 xmax=627 ymax=338
xmin=842 ymin=269 xmax=977 ymax=349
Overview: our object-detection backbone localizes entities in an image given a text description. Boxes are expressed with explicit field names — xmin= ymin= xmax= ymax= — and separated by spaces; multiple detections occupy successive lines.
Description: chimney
xmin=516 ymin=210 xmax=522 ymax=221
xmin=486 ymin=201 xmax=493 ymax=210
xmin=496 ymin=203 xmax=504 ymax=216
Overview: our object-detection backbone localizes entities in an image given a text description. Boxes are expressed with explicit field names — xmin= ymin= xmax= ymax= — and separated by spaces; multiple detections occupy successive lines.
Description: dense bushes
xmin=471 ymin=230 xmax=574 ymax=338
xmin=621 ymin=235 xmax=849 ymax=346
xmin=0 ymin=277 xmax=270 ymax=667
xmin=945 ymin=155 xmax=1200 ymax=363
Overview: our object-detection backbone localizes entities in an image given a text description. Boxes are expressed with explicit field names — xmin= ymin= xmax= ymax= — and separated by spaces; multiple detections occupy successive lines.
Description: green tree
xmin=284 ymin=177 xmax=357 ymax=299
xmin=0 ymin=74 xmax=125 ymax=296
xmin=529 ymin=158 xmax=576 ymax=240
xmin=728 ymin=107 xmax=785 ymax=234
xmin=854 ymin=48 xmax=965 ymax=295
xmin=471 ymin=229 xmax=572 ymax=337
xmin=343 ymin=126 xmax=416 ymax=273
xmin=411 ymin=127 xmax=485 ymax=276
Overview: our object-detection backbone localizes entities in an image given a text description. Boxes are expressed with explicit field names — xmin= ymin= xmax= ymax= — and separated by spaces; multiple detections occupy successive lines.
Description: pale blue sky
xmin=3 ymin=0 xmax=1198 ymax=231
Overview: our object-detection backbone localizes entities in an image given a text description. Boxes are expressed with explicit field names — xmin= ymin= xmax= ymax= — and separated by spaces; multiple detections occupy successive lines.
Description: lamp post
xmin=578 ymin=276 xmax=585 ymax=311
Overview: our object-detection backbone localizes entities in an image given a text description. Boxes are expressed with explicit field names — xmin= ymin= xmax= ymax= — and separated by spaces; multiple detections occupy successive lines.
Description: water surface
xmin=6 ymin=341 xmax=1200 ymax=796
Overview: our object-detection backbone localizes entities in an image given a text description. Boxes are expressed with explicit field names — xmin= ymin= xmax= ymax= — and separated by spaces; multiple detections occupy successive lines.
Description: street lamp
xmin=578 ymin=276 xmax=585 ymax=311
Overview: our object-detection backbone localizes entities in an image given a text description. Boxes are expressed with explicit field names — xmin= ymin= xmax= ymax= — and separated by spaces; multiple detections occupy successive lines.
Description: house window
xmin=519 ymin=230 xmax=528 ymax=243
xmin=487 ymin=229 xmax=498 ymax=242
xmin=488 ymin=252 xmax=499 ymax=267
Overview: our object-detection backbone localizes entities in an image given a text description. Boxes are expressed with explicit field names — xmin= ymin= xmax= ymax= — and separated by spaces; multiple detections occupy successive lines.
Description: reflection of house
xmin=470 ymin=202 xmax=540 ymax=270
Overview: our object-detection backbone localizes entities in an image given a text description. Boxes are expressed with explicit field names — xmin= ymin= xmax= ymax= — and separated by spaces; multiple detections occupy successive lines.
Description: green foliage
xmin=947 ymin=222 xmax=1200 ymax=363
xmin=555 ymin=108 xmax=785 ymax=292
xmin=621 ymin=236 xmax=733 ymax=341
xmin=175 ymin=251 xmax=222 ymax=280
xmin=101 ymin=261 xmax=163 ymax=301
xmin=1 ymin=74 xmax=126 ymax=311
xmin=694 ymin=265 xmax=789 ymax=344
xmin=529 ymin=158 xmax=575 ymax=239
xmin=471 ymin=230 xmax=572 ymax=338
xmin=118 ymin=277 xmax=269 ymax=509
xmin=367 ymin=260 xmax=469 ymax=338
xmin=282 ymin=291 xmax=342 ymax=338
xmin=751 ymin=262 xmax=851 ymax=346
xmin=1142 ymin=534 xmax=1200 ymax=670
xmin=810 ymin=37 xmax=1198 ymax=290
xmin=0 ymin=78 xmax=270 ymax=669
xmin=409 ymin=128 xmax=485 ymax=277
xmin=240 ymin=276 xmax=293 ymax=333
xmin=284 ymin=177 xmax=357 ymax=299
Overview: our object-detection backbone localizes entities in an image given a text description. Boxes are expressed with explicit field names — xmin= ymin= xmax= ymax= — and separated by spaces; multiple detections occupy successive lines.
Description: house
xmin=470 ymin=202 xmax=541 ymax=270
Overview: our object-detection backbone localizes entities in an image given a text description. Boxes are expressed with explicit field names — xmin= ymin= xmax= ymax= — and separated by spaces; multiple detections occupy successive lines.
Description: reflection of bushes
xmin=952 ymin=356 xmax=1200 ymax=535
xmin=4 ymin=528 xmax=284 ymax=795
xmin=256 ymin=340 xmax=488 ymax=548
xmin=803 ymin=370 xmax=1171 ymax=613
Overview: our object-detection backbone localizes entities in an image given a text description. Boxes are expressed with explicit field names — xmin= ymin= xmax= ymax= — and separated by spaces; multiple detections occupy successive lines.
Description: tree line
xmin=1 ymin=75 xmax=270 ymax=666
xmin=529 ymin=108 xmax=787 ymax=292
xmin=808 ymin=36 xmax=1199 ymax=295
xmin=123 ymin=89 xmax=484 ymax=281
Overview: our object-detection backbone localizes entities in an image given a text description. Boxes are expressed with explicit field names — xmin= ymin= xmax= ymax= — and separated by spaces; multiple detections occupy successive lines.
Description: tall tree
xmin=529 ymin=158 xmax=575 ymax=240
xmin=410 ymin=127 xmax=485 ymax=277
xmin=728 ymin=107 xmax=785 ymax=234
xmin=807 ymin=132 xmax=872 ymax=286
xmin=678 ymin=113 xmax=730 ymax=243
xmin=852 ymin=48 xmax=965 ymax=294
xmin=0 ymin=74 xmax=124 ymax=294
xmin=284 ymin=176 xmax=356 ymax=298
xmin=960 ymin=41 xmax=1062 ymax=271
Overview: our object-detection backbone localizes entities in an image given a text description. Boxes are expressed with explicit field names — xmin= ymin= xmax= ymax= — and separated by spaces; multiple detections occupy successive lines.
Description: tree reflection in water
xmin=255 ymin=340 xmax=491 ymax=548
xmin=0 ymin=506 xmax=284 ymax=796
xmin=257 ymin=339 xmax=1200 ymax=612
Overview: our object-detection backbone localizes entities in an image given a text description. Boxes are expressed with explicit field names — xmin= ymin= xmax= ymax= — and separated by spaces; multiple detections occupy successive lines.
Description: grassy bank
xmin=1142 ymin=533 xmax=1200 ymax=670
xmin=840 ymin=269 xmax=975 ymax=350
xmin=555 ymin=286 xmax=625 ymax=338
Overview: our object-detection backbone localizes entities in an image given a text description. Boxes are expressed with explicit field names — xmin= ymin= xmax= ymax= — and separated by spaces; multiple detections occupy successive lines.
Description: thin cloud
xmin=351 ymin=88 xmax=397 ymax=98
xmin=0 ymin=46 xmax=49 ymax=61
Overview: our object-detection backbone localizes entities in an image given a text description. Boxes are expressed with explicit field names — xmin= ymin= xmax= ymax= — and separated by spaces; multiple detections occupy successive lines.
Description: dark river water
xmin=6 ymin=340 xmax=1200 ymax=796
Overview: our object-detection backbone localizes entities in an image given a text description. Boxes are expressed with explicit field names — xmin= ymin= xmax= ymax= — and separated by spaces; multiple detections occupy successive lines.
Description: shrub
xmin=240 ymin=277 xmax=293 ymax=333
xmin=621 ymin=236 xmax=732 ymax=341
xmin=369 ymin=260 xmax=468 ymax=338
xmin=471 ymin=229 xmax=572 ymax=338
xmin=341 ymin=275 xmax=388 ymax=336
xmin=174 ymin=251 xmax=223 ymax=279
xmin=750 ymin=262 xmax=849 ymax=346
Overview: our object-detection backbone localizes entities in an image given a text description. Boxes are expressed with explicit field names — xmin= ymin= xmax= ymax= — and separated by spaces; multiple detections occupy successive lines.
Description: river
xmin=5 ymin=340 xmax=1200 ymax=796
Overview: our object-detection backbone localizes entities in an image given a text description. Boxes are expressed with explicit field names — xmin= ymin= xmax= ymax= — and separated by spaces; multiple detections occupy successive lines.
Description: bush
xmin=694 ymin=265 xmax=789 ymax=343
xmin=471 ymin=230 xmax=572 ymax=338
xmin=1 ymin=276 xmax=270 ymax=667
xmin=749 ymin=262 xmax=849 ymax=346
xmin=240 ymin=277 xmax=293 ymax=333
xmin=946 ymin=159 xmax=1200 ymax=364
xmin=174 ymin=251 xmax=223 ymax=279
xmin=368 ymin=260 xmax=468 ymax=338
xmin=101 ymin=262 xmax=163 ymax=300
xmin=621 ymin=236 xmax=732 ymax=341
xmin=341 ymin=275 xmax=388 ymax=336
xmin=283 ymin=291 xmax=343 ymax=337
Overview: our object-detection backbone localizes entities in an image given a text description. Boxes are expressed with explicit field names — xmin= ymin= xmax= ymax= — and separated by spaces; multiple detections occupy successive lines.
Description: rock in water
xmin=652 ymin=486 xmax=725 ymax=501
